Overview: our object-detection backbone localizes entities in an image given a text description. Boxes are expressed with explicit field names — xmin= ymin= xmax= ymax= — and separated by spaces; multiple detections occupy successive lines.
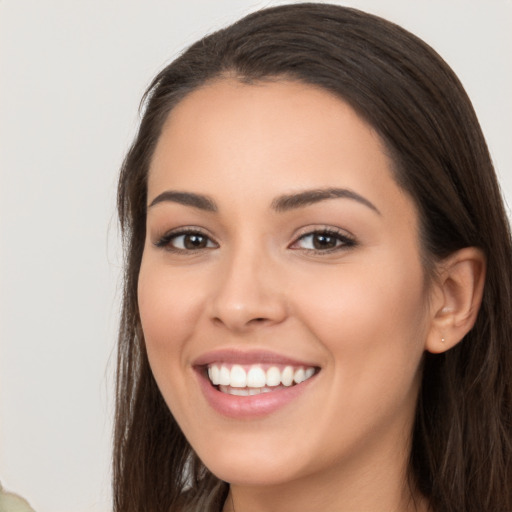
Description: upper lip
xmin=192 ymin=348 xmax=319 ymax=368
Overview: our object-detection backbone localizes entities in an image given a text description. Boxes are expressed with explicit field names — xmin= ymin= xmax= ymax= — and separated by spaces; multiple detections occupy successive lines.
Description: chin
xmin=194 ymin=437 xmax=308 ymax=486
xmin=206 ymin=459 xmax=299 ymax=487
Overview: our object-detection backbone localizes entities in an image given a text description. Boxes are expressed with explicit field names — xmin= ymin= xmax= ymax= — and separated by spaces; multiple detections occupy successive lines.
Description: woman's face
xmin=138 ymin=79 xmax=433 ymax=488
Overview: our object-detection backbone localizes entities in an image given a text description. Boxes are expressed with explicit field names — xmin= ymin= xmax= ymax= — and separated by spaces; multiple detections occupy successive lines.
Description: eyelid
xmin=289 ymin=226 xmax=357 ymax=252
xmin=153 ymin=226 xmax=218 ymax=251
xmin=152 ymin=224 xmax=356 ymax=254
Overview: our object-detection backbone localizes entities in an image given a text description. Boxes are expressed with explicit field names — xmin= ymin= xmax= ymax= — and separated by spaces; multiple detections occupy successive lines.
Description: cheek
xmin=289 ymin=256 xmax=428 ymax=406
xmin=137 ymin=258 xmax=202 ymax=374
xmin=295 ymin=252 xmax=427 ymax=342
xmin=286 ymin=261 xmax=428 ymax=461
xmin=137 ymin=259 xmax=210 ymax=435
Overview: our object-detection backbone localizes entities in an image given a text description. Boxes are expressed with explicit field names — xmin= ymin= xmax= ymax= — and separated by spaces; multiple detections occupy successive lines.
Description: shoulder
xmin=0 ymin=483 xmax=36 ymax=512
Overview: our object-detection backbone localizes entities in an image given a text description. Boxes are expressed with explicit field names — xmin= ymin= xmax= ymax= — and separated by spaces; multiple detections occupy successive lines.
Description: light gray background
xmin=1 ymin=1 xmax=510 ymax=511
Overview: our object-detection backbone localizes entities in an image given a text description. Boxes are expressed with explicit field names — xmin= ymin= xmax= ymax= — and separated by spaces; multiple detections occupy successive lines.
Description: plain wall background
xmin=1 ymin=1 xmax=510 ymax=511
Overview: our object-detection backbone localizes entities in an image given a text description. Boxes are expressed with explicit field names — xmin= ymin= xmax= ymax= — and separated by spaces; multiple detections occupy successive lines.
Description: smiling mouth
xmin=206 ymin=363 xmax=318 ymax=396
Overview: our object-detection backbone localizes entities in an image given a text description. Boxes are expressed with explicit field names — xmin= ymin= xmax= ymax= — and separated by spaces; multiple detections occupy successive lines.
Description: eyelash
xmin=154 ymin=228 xmax=217 ymax=252
xmin=291 ymin=228 xmax=356 ymax=253
xmin=154 ymin=227 xmax=356 ymax=254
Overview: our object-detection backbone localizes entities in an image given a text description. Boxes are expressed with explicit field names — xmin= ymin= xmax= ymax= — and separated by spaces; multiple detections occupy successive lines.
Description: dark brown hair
xmin=115 ymin=4 xmax=512 ymax=511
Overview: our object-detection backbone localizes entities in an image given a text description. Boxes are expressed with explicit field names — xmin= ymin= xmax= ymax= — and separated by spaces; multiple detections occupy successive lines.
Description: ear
xmin=425 ymin=247 xmax=486 ymax=354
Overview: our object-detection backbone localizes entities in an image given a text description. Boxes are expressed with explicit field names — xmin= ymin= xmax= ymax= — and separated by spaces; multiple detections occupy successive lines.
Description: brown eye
xmin=155 ymin=230 xmax=217 ymax=251
xmin=182 ymin=233 xmax=209 ymax=249
xmin=292 ymin=230 xmax=356 ymax=252
xmin=311 ymin=233 xmax=338 ymax=250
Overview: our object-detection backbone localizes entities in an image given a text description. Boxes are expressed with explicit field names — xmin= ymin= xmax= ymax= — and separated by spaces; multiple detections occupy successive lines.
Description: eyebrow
xmin=271 ymin=188 xmax=381 ymax=215
xmin=148 ymin=187 xmax=380 ymax=215
xmin=148 ymin=191 xmax=217 ymax=212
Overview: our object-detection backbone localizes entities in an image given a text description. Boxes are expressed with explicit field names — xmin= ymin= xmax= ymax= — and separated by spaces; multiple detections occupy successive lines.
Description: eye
xmin=154 ymin=229 xmax=218 ymax=252
xmin=291 ymin=229 xmax=356 ymax=252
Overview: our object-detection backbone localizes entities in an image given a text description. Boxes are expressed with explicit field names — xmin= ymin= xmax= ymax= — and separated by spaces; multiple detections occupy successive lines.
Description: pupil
xmin=184 ymin=234 xmax=206 ymax=249
xmin=313 ymin=234 xmax=336 ymax=250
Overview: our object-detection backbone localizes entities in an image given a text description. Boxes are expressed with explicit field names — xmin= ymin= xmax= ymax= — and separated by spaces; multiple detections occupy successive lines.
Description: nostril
xmin=243 ymin=317 xmax=269 ymax=328
xmin=249 ymin=317 xmax=269 ymax=325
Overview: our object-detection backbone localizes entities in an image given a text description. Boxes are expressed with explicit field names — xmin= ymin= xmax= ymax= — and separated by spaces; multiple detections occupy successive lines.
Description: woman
xmin=114 ymin=3 xmax=512 ymax=511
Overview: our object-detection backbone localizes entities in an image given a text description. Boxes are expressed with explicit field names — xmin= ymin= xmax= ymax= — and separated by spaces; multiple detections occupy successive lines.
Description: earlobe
xmin=425 ymin=247 xmax=486 ymax=354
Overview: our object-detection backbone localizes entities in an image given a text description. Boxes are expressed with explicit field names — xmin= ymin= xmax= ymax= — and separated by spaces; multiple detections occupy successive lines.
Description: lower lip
xmin=196 ymin=369 xmax=318 ymax=419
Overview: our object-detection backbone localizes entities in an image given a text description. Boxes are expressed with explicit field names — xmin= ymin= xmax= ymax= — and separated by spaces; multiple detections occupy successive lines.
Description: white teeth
xmin=293 ymin=368 xmax=306 ymax=384
xmin=219 ymin=385 xmax=283 ymax=396
xmin=247 ymin=366 xmax=266 ymax=387
xmin=230 ymin=365 xmax=247 ymax=388
xmin=207 ymin=363 xmax=317 ymax=389
xmin=208 ymin=365 xmax=220 ymax=385
xmin=229 ymin=388 xmax=249 ymax=396
xmin=219 ymin=366 xmax=231 ymax=386
xmin=266 ymin=366 xmax=281 ymax=386
xmin=281 ymin=366 xmax=294 ymax=386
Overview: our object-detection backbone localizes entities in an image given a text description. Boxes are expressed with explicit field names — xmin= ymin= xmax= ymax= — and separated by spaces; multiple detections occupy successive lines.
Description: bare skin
xmin=138 ymin=79 xmax=484 ymax=512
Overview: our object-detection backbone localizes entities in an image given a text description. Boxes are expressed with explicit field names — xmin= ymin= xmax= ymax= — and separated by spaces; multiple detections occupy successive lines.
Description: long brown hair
xmin=115 ymin=4 xmax=512 ymax=511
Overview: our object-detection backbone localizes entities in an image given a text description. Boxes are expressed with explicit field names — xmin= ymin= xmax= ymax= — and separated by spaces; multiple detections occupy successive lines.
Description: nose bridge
xmin=209 ymin=236 xmax=287 ymax=331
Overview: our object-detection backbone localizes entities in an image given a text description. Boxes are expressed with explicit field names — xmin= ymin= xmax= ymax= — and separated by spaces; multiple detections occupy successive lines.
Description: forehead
xmin=148 ymin=79 xmax=414 ymax=221
xmin=154 ymin=79 xmax=384 ymax=165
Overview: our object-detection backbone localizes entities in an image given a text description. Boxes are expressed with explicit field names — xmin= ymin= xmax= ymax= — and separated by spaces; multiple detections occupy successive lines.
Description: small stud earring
xmin=441 ymin=337 xmax=445 ymax=343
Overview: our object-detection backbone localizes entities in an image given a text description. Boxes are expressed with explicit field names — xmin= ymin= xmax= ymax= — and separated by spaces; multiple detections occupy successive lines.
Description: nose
xmin=208 ymin=244 xmax=288 ymax=333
